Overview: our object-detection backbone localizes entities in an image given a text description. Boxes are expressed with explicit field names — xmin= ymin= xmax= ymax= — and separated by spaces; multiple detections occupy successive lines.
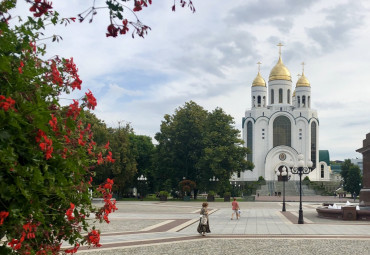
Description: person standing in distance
xmin=231 ymin=197 xmax=239 ymax=220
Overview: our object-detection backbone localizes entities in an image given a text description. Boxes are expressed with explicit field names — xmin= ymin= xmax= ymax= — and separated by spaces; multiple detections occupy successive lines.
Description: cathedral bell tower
xmin=251 ymin=62 xmax=267 ymax=108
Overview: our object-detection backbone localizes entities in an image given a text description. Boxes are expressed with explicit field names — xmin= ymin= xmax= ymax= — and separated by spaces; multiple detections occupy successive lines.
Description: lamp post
xmin=209 ymin=176 xmax=219 ymax=191
xmin=289 ymin=154 xmax=313 ymax=224
xmin=276 ymin=166 xmax=291 ymax=212
xmin=137 ymin=174 xmax=147 ymax=200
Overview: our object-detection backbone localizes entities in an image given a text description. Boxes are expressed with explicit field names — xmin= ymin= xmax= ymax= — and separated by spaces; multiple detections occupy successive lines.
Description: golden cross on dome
xmin=277 ymin=42 xmax=284 ymax=56
xmin=301 ymin=62 xmax=305 ymax=74
xmin=257 ymin=61 xmax=262 ymax=72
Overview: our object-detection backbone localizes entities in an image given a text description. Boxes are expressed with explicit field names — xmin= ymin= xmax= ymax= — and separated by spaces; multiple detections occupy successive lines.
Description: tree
xmin=344 ymin=165 xmax=362 ymax=198
xmin=154 ymin=101 xmax=253 ymax=197
xmin=154 ymin=101 xmax=208 ymax=194
xmin=341 ymin=159 xmax=362 ymax=197
xmin=129 ymin=134 xmax=156 ymax=193
xmin=197 ymin=107 xmax=254 ymax=195
xmin=340 ymin=159 xmax=352 ymax=184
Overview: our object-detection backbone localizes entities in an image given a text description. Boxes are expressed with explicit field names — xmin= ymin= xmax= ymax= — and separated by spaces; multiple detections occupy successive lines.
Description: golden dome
xmin=269 ymin=56 xmax=291 ymax=81
xmin=252 ymin=72 xmax=266 ymax=87
xmin=296 ymin=72 xmax=310 ymax=87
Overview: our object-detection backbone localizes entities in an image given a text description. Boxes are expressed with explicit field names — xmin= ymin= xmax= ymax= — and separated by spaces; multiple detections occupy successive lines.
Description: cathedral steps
xmin=256 ymin=181 xmax=317 ymax=196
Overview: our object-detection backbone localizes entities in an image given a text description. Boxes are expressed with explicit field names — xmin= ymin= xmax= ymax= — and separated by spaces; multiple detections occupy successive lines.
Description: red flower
xmin=8 ymin=239 xmax=22 ymax=250
xmin=0 ymin=95 xmax=16 ymax=111
xmin=29 ymin=0 xmax=53 ymax=17
xmin=104 ymin=141 xmax=110 ymax=149
xmin=105 ymin=151 xmax=115 ymax=163
xmin=78 ymin=133 xmax=86 ymax=146
xmin=65 ymin=243 xmax=80 ymax=254
xmin=49 ymin=114 xmax=58 ymax=131
xmin=64 ymin=135 xmax=71 ymax=144
xmin=64 ymin=58 xmax=82 ymax=90
xmin=0 ymin=211 xmax=9 ymax=225
xmin=65 ymin=203 xmax=75 ymax=221
xmin=22 ymin=222 xmax=37 ymax=239
xmin=18 ymin=61 xmax=24 ymax=74
xmin=133 ymin=0 xmax=142 ymax=12
xmin=50 ymin=61 xmax=63 ymax=86
xmin=66 ymin=100 xmax=80 ymax=120
xmin=85 ymin=90 xmax=97 ymax=110
xmin=36 ymin=129 xmax=53 ymax=160
xmin=106 ymin=24 xmax=119 ymax=37
xmin=87 ymin=230 xmax=101 ymax=247
xmin=97 ymin=152 xmax=104 ymax=165
xmin=120 ymin=19 xmax=129 ymax=34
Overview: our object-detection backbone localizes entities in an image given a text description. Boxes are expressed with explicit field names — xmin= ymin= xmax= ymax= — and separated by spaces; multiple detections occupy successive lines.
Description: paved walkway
xmin=68 ymin=199 xmax=370 ymax=254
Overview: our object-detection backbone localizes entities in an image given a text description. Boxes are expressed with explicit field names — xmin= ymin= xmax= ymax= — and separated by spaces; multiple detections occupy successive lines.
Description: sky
xmin=13 ymin=0 xmax=370 ymax=160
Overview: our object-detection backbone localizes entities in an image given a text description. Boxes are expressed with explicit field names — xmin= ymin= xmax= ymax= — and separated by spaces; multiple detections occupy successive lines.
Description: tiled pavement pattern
xmin=68 ymin=198 xmax=370 ymax=254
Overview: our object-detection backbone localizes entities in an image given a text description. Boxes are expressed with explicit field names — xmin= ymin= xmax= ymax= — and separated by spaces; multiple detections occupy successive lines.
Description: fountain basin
xmin=316 ymin=204 xmax=370 ymax=221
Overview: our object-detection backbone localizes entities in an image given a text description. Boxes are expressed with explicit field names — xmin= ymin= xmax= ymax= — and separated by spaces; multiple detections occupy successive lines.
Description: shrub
xmin=159 ymin=191 xmax=169 ymax=197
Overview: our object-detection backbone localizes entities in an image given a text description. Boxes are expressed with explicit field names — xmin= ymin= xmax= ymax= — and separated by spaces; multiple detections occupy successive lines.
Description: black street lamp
xmin=289 ymin=154 xmax=313 ymax=224
xmin=137 ymin=174 xmax=147 ymax=200
xmin=209 ymin=176 xmax=219 ymax=190
xmin=276 ymin=166 xmax=291 ymax=212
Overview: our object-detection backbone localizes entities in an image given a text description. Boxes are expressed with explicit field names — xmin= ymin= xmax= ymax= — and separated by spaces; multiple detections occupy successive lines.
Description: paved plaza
xmin=70 ymin=198 xmax=370 ymax=254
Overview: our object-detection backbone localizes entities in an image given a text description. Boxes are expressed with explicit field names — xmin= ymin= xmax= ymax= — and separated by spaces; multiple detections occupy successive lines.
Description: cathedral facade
xmin=240 ymin=48 xmax=331 ymax=182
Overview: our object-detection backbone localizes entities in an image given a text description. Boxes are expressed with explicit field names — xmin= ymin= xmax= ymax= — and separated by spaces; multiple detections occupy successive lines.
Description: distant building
xmin=350 ymin=158 xmax=363 ymax=175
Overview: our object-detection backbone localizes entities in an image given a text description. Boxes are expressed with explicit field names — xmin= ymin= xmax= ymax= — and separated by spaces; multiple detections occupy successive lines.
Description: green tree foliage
xmin=198 ymin=107 xmax=254 ymax=194
xmin=154 ymin=101 xmax=253 ymax=195
xmin=92 ymin=123 xmax=137 ymax=198
xmin=341 ymin=160 xmax=362 ymax=197
xmin=129 ymin=134 xmax=156 ymax=193
xmin=155 ymin=101 xmax=208 ymax=192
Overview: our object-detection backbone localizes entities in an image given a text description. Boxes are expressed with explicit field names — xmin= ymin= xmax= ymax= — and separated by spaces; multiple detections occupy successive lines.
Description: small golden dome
xmin=252 ymin=72 xmax=266 ymax=87
xmin=296 ymin=72 xmax=310 ymax=87
xmin=269 ymin=56 xmax=291 ymax=81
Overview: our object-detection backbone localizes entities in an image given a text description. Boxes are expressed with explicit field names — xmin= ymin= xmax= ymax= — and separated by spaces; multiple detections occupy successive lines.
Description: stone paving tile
xmin=66 ymin=200 xmax=370 ymax=254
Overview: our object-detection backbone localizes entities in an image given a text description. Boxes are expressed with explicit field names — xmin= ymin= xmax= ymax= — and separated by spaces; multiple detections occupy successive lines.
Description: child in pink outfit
xmin=231 ymin=198 xmax=239 ymax=220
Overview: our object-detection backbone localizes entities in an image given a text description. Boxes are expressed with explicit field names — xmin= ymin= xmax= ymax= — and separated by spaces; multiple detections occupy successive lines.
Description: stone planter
xmin=207 ymin=195 xmax=215 ymax=202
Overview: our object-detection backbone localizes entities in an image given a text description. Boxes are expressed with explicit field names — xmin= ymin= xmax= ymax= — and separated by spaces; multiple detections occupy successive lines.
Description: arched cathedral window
xmin=287 ymin=89 xmax=290 ymax=104
xmin=273 ymin=116 xmax=291 ymax=147
xmin=247 ymin=121 xmax=253 ymax=162
xmin=271 ymin=89 xmax=274 ymax=104
xmin=263 ymin=96 xmax=266 ymax=107
xmin=311 ymin=122 xmax=317 ymax=169
xmin=308 ymin=96 xmax=311 ymax=108
xmin=257 ymin=96 xmax=261 ymax=107
xmin=297 ymin=96 xmax=300 ymax=108
xmin=321 ymin=164 xmax=324 ymax=178
xmin=279 ymin=89 xmax=283 ymax=103
xmin=302 ymin=95 xmax=306 ymax=107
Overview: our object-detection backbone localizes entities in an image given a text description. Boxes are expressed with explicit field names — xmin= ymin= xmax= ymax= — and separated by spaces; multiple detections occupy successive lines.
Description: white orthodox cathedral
xmin=238 ymin=46 xmax=331 ymax=182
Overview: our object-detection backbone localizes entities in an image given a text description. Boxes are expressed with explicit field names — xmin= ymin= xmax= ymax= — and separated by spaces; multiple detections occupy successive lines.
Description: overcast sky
xmin=14 ymin=0 xmax=370 ymax=160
